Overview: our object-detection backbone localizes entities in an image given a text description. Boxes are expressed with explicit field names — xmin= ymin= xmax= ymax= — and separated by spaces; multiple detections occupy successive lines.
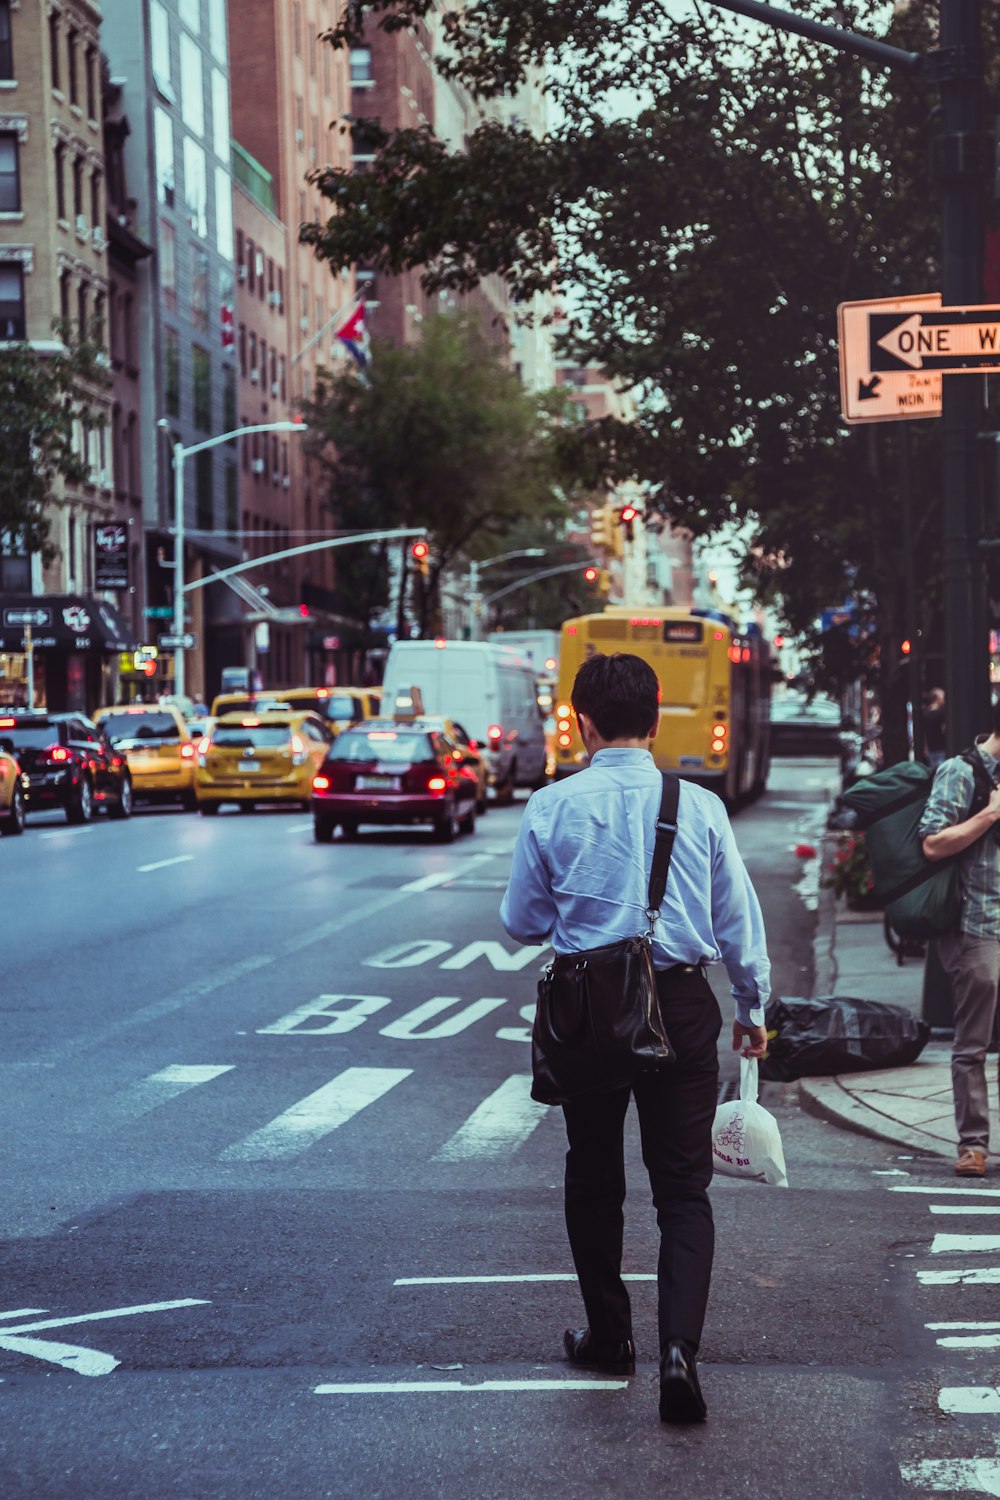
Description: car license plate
xmin=356 ymin=774 xmax=396 ymax=790
xmin=240 ymin=756 xmax=259 ymax=771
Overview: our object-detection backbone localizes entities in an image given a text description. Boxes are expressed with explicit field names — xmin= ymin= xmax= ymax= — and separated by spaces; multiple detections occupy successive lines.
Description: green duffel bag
xmin=842 ymin=753 xmax=991 ymax=940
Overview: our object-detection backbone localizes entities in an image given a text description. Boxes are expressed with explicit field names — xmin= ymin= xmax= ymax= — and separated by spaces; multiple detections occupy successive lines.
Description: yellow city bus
xmin=553 ymin=606 xmax=772 ymax=805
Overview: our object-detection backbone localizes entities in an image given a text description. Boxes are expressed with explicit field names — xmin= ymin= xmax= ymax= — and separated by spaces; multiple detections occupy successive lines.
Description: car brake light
xmin=241 ymin=717 xmax=261 ymax=726
xmin=180 ymin=741 xmax=196 ymax=759
xmin=488 ymin=724 xmax=502 ymax=744
xmin=50 ymin=745 xmax=70 ymax=762
xmin=0 ymin=717 xmax=15 ymax=727
xmin=313 ymin=774 xmax=331 ymax=791
xmin=428 ymin=776 xmax=447 ymax=792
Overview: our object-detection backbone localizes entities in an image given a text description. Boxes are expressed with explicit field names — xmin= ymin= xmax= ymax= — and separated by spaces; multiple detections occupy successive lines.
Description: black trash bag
xmin=758 ymin=995 xmax=930 ymax=1082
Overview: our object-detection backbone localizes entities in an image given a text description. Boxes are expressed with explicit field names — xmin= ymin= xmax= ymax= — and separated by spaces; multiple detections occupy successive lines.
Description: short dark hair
xmin=571 ymin=652 xmax=660 ymax=741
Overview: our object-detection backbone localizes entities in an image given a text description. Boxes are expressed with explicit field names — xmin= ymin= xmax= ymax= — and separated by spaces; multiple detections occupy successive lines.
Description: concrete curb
xmin=797 ymin=1074 xmax=951 ymax=1157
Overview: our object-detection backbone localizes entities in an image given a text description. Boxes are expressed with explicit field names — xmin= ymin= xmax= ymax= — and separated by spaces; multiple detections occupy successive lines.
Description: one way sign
xmin=837 ymin=294 xmax=942 ymax=425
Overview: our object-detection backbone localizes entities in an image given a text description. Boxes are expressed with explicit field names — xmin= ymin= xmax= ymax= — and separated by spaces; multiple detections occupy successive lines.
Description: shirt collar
xmin=589 ymin=747 xmax=657 ymax=767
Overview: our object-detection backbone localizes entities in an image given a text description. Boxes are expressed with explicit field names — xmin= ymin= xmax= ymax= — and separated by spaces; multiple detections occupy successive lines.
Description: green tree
xmin=309 ymin=1 xmax=1000 ymax=761
xmin=304 ymin=310 xmax=580 ymax=636
xmin=0 ymin=325 xmax=109 ymax=561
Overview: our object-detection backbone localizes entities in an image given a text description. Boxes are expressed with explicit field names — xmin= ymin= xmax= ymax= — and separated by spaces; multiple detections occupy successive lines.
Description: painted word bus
xmin=553 ymin=606 xmax=772 ymax=805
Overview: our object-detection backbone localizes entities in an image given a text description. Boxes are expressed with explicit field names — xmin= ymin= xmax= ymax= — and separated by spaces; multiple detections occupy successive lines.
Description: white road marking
xmin=901 ymin=1458 xmax=1000 ymax=1494
xmin=137 ymin=855 xmax=194 ymax=873
xmin=433 ymin=1075 xmax=548 ymax=1162
xmin=288 ymin=822 xmax=312 ymax=833
xmin=401 ymin=872 xmax=458 ymax=893
xmin=930 ymin=1205 xmax=1000 ymax=1215
xmin=918 ymin=1268 xmax=1000 ymax=1286
xmin=891 ymin=1186 xmax=1000 ymax=1197
xmin=936 ymin=1335 xmax=1000 ymax=1349
xmin=0 ymin=1309 xmax=47 ymax=1320
xmin=393 ymin=1274 xmax=656 ymax=1286
xmin=931 ymin=1234 xmax=1000 ymax=1254
xmin=39 ymin=827 xmax=96 ymax=840
xmin=379 ymin=996 xmax=507 ymax=1040
xmin=219 ymin=1066 xmax=412 ymax=1161
xmin=313 ymin=1379 xmax=628 ymax=1395
xmin=123 ymin=1064 xmax=234 ymax=1114
xmin=940 ymin=1387 xmax=1000 ymax=1414
xmin=0 ymin=1299 xmax=210 ymax=1377
xmin=927 ymin=1322 xmax=1000 ymax=1330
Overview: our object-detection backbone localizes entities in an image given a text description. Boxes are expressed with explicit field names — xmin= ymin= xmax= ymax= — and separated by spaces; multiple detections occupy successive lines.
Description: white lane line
xmin=930 ymin=1205 xmax=1000 ymax=1215
xmin=0 ymin=1336 xmax=120 ymax=1377
xmin=313 ymin=1379 xmax=628 ymax=1395
xmin=931 ymin=1234 xmax=1000 ymax=1254
xmin=39 ymin=827 xmax=95 ymax=840
xmin=891 ymin=1186 xmax=1000 ymax=1196
xmin=401 ymin=872 xmax=457 ymax=893
xmin=918 ymin=1268 xmax=1000 ymax=1285
xmin=393 ymin=1274 xmax=656 ymax=1287
xmin=137 ymin=855 xmax=194 ymax=873
xmin=219 ymin=1066 xmax=411 ymax=1162
xmin=288 ymin=822 xmax=312 ymax=833
xmin=122 ymin=1065 xmax=234 ymax=1115
xmin=0 ymin=1309 xmax=47 ymax=1320
xmin=940 ymin=1388 xmax=1000 ymax=1414
xmin=901 ymin=1458 xmax=1000 ymax=1493
xmin=432 ymin=1075 xmax=548 ymax=1162
xmin=0 ymin=1299 xmax=209 ymax=1337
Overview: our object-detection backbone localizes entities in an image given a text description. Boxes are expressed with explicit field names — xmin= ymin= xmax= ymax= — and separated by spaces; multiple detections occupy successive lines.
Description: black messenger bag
xmin=530 ymin=773 xmax=680 ymax=1105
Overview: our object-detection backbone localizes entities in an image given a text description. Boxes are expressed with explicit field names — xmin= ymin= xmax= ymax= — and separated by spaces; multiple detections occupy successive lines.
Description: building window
xmin=164 ymin=327 xmax=180 ymax=415
xmin=179 ymin=32 xmax=204 ymax=138
xmin=192 ymin=248 xmax=209 ymax=331
xmin=0 ymin=133 xmax=20 ymax=212
xmin=215 ymin=164 xmax=232 ymax=256
xmin=292 ymin=2 xmax=302 ymax=56
xmin=161 ymin=218 xmax=176 ymax=311
xmin=277 ymin=267 xmax=284 ymax=313
xmin=72 ymin=153 xmax=83 ymax=218
xmin=211 ymin=67 xmax=229 ymax=161
xmin=195 ymin=449 xmax=212 ymax=528
xmin=93 ymin=291 xmax=104 ymax=345
xmin=59 ymin=270 xmax=71 ymax=332
xmin=90 ymin=169 xmax=101 ymax=230
xmin=85 ymin=45 xmax=96 ymax=119
xmin=0 ymin=2 xmax=13 ymax=82
xmin=192 ymin=343 xmax=211 ymax=429
xmin=349 ymin=47 xmax=373 ymax=85
xmin=248 ymin=329 xmax=257 ymax=377
xmin=76 ymin=280 xmax=87 ymax=338
xmin=154 ymin=106 xmax=174 ymax=206
xmin=48 ymin=13 xmax=60 ymax=91
xmin=278 ymin=354 xmax=286 ymax=402
xmin=0 ymin=261 xmax=24 ymax=339
xmin=223 ymin=363 xmax=236 ymax=434
xmin=245 ymin=236 xmax=254 ymax=293
xmin=54 ymin=144 xmax=66 ymax=219
xmin=182 ymin=136 xmax=207 ymax=236
xmin=67 ymin=27 xmax=78 ymax=106
xmin=208 ymin=0 xmax=226 ymax=63
xmin=179 ymin=0 xmax=200 ymax=34
xmin=151 ymin=0 xmax=172 ymax=98
xmin=237 ymin=322 xmax=246 ymax=376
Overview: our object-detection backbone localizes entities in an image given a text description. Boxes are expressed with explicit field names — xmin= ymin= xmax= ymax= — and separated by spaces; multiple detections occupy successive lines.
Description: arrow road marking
xmin=0 ymin=1298 xmax=210 ymax=1376
xmin=877 ymin=312 xmax=1000 ymax=370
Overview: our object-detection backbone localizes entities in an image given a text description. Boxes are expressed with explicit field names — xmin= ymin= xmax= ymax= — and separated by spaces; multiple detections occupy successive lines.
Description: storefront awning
xmin=0 ymin=595 xmax=137 ymax=653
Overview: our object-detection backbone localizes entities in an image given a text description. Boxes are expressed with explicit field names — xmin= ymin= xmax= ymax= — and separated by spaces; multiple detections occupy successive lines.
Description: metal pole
xmin=937 ymin=0 xmax=987 ymax=751
xmin=172 ymin=439 xmax=185 ymax=700
xmin=900 ymin=424 xmax=920 ymax=760
xmin=24 ymin=622 xmax=33 ymax=708
xmin=469 ymin=559 xmax=479 ymax=641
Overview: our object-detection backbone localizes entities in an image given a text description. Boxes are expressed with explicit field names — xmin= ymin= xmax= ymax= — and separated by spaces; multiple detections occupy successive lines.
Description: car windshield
xmin=330 ymin=731 xmax=433 ymax=765
xmin=101 ymin=712 xmax=180 ymax=742
xmin=322 ymin=695 xmax=360 ymax=723
xmin=212 ymin=725 xmax=292 ymax=749
xmin=0 ymin=723 xmax=58 ymax=748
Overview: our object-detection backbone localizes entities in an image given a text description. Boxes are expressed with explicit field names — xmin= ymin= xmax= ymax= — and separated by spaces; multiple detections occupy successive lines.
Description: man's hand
xmin=733 ymin=1021 xmax=768 ymax=1059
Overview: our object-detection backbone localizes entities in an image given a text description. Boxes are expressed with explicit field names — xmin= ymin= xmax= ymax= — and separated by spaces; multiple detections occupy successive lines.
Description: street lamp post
xmin=157 ymin=419 xmax=308 ymax=700
xmin=467 ymin=548 xmax=545 ymax=640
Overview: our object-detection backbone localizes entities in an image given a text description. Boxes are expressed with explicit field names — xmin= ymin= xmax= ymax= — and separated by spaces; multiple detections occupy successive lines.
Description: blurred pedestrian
xmin=500 ymin=651 xmax=770 ymax=1424
xmin=923 ymin=688 xmax=947 ymax=769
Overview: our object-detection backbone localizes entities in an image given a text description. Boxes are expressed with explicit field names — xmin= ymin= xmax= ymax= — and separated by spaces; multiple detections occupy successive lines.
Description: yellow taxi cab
xmin=195 ymin=709 xmax=333 ymax=814
xmin=95 ymin=701 xmax=197 ymax=810
xmin=0 ymin=735 xmax=26 ymax=835
xmin=209 ymin=686 xmax=381 ymax=737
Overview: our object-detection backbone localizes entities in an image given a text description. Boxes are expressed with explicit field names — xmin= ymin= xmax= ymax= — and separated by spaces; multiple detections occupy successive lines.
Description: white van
xmin=380 ymin=640 xmax=548 ymax=799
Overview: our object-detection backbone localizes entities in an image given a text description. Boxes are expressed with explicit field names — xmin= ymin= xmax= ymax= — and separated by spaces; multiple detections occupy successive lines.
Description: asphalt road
xmin=0 ymin=763 xmax=984 ymax=1499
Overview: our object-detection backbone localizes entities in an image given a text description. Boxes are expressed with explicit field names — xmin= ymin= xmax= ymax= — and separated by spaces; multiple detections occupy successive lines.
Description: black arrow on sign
xmin=858 ymin=375 xmax=881 ymax=401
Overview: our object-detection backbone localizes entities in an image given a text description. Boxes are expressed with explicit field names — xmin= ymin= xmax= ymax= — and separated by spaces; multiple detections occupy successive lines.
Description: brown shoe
xmin=955 ymin=1148 xmax=987 ymax=1178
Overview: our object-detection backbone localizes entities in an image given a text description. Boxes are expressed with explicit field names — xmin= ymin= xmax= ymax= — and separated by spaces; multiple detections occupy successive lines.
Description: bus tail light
xmin=711 ymin=723 xmax=728 ymax=755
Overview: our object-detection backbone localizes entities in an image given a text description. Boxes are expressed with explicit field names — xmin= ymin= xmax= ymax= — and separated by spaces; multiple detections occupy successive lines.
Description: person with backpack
xmin=919 ymin=712 xmax=1000 ymax=1178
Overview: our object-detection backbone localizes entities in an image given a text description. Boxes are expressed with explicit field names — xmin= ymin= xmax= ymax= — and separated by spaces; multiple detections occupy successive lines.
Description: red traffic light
xmin=774 ymin=634 xmax=785 ymax=648
xmin=901 ymin=638 xmax=912 ymax=655
xmin=411 ymin=541 xmax=429 ymax=561
xmin=619 ymin=505 xmax=639 ymax=524
xmin=584 ymin=566 xmax=599 ymax=583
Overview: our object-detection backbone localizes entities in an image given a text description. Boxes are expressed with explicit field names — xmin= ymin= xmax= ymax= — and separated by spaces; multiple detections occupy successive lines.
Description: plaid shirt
xmin=917 ymin=739 xmax=1000 ymax=938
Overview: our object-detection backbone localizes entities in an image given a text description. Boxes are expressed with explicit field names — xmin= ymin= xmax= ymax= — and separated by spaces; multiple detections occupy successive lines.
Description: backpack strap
xmin=646 ymin=772 xmax=680 ymax=926
xmin=958 ymin=745 xmax=997 ymax=817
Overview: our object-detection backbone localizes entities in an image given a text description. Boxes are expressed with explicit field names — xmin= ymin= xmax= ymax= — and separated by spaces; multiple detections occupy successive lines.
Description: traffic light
xmin=411 ymin=540 xmax=429 ymax=578
xmin=584 ymin=565 xmax=599 ymax=584
xmin=589 ymin=506 xmax=613 ymax=551
xmin=619 ymin=504 xmax=640 ymax=543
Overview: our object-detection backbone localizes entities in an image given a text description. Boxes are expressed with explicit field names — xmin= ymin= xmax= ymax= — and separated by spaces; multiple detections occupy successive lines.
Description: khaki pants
xmin=937 ymin=929 xmax=1000 ymax=1152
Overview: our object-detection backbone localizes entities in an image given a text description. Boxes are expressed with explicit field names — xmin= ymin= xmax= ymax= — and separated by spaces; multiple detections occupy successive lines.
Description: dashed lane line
xmin=137 ymin=855 xmax=194 ymax=873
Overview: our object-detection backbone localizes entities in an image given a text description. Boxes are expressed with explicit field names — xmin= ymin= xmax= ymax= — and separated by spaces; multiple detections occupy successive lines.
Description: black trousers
xmin=561 ymin=966 xmax=722 ymax=1355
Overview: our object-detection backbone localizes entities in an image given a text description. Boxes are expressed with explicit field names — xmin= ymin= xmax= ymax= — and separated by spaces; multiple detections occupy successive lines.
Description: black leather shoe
xmin=659 ymin=1340 xmax=707 ymax=1423
xmin=563 ymin=1327 xmax=636 ymax=1376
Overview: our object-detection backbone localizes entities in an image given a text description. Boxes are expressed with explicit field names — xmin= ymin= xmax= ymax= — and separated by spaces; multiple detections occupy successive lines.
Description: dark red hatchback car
xmin=311 ymin=721 xmax=479 ymax=843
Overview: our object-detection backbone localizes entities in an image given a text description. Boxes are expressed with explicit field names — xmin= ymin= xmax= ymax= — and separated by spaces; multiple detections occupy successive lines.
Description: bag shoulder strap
xmin=958 ymin=745 xmax=996 ymax=816
xmin=647 ymin=772 xmax=680 ymax=919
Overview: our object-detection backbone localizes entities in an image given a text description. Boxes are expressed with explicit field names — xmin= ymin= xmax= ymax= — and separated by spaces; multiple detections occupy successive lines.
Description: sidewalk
xmin=797 ymin=879 xmax=1000 ymax=1158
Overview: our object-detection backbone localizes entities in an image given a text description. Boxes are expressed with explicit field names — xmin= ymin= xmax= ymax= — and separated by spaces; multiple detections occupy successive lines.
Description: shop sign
xmin=94 ymin=524 xmax=129 ymax=590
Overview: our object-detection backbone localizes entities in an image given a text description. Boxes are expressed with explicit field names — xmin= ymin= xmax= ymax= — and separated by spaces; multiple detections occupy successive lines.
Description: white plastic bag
xmin=712 ymin=1057 xmax=788 ymax=1187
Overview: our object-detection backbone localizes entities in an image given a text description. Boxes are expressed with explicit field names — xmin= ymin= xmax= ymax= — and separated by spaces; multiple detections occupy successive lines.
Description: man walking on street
xmin=920 ymin=707 xmax=1000 ymax=1178
xmin=500 ymin=652 xmax=770 ymax=1424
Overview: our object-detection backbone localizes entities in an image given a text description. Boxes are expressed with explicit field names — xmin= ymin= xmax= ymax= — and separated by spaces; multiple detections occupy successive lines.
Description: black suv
xmin=0 ymin=712 xmax=133 ymax=824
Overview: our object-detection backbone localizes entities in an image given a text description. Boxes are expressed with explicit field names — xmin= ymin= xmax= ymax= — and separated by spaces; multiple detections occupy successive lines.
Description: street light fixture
xmin=157 ymin=418 xmax=308 ymax=699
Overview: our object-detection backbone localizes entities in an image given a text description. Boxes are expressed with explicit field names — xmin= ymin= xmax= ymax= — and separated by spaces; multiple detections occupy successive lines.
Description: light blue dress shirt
xmin=499 ymin=747 xmax=770 ymax=1028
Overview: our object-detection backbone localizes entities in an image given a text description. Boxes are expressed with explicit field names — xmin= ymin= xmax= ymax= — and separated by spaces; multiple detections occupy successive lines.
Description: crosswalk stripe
xmin=930 ymin=1205 xmax=1000 ymax=1215
xmin=918 ymin=1268 xmax=1000 ymax=1285
xmin=219 ymin=1067 xmax=412 ymax=1162
xmin=930 ymin=1234 xmax=1000 ymax=1255
xmin=940 ymin=1387 xmax=1000 ymax=1413
xmin=432 ymin=1075 xmax=548 ymax=1162
xmin=901 ymin=1458 xmax=1000 ymax=1493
